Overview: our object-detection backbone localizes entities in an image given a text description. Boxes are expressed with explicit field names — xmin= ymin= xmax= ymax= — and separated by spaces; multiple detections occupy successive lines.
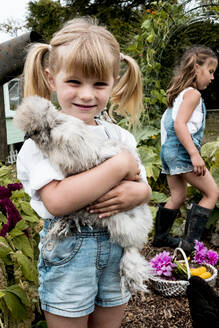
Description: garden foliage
xmin=0 ymin=164 xmax=42 ymax=327
xmin=0 ymin=138 xmax=218 ymax=326
xmin=0 ymin=1 xmax=219 ymax=326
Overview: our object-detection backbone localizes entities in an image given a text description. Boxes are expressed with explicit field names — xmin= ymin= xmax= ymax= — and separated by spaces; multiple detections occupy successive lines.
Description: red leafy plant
xmin=0 ymin=183 xmax=23 ymax=236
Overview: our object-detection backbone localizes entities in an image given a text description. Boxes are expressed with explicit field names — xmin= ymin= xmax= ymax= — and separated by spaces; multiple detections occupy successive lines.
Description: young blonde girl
xmin=16 ymin=18 xmax=151 ymax=328
xmin=152 ymin=45 xmax=219 ymax=254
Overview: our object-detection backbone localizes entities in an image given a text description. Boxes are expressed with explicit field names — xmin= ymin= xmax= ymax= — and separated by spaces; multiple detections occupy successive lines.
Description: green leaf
xmin=142 ymin=20 xmax=151 ymax=30
xmin=3 ymin=291 xmax=27 ymax=320
xmin=9 ymin=229 xmax=25 ymax=238
xmin=147 ymin=33 xmax=155 ymax=43
xmin=0 ymin=212 xmax=6 ymax=224
xmin=20 ymin=201 xmax=36 ymax=216
xmin=10 ymin=220 xmax=29 ymax=237
xmin=171 ymin=218 xmax=185 ymax=238
xmin=0 ymin=290 xmax=5 ymax=298
xmin=35 ymin=321 xmax=48 ymax=328
xmin=13 ymin=235 xmax=34 ymax=259
xmin=145 ymin=164 xmax=161 ymax=180
xmin=14 ymin=251 xmax=38 ymax=283
xmin=201 ymin=140 xmax=219 ymax=158
xmin=210 ymin=167 xmax=219 ymax=206
xmin=6 ymin=285 xmax=31 ymax=307
xmin=0 ymin=236 xmax=11 ymax=248
xmin=138 ymin=145 xmax=161 ymax=181
xmin=133 ymin=126 xmax=160 ymax=144
xmin=15 ymin=220 xmax=29 ymax=231
xmin=11 ymin=190 xmax=26 ymax=200
xmin=138 ymin=146 xmax=161 ymax=164
xmin=151 ymin=191 xmax=169 ymax=203
xmin=0 ymin=166 xmax=11 ymax=178
xmin=0 ymin=237 xmax=13 ymax=257
xmin=21 ymin=214 xmax=40 ymax=223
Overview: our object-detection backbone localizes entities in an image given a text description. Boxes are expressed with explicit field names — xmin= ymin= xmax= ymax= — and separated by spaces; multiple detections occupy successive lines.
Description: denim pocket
xmin=42 ymin=234 xmax=83 ymax=266
xmin=162 ymin=141 xmax=180 ymax=162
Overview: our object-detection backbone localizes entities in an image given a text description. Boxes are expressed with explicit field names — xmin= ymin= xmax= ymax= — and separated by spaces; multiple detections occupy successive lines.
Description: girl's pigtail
xmin=23 ymin=43 xmax=51 ymax=99
xmin=110 ymin=54 xmax=143 ymax=127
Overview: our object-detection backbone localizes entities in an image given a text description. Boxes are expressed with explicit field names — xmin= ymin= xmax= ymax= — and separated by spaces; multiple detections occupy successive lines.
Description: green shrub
xmin=0 ymin=163 xmax=42 ymax=328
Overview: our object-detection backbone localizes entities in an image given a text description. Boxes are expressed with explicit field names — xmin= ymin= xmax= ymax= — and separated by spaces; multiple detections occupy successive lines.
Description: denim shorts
xmin=161 ymin=142 xmax=194 ymax=175
xmin=38 ymin=219 xmax=130 ymax=318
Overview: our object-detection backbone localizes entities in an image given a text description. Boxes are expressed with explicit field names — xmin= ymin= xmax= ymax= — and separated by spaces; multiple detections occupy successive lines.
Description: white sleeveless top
xmin=161 ymin=87 xmax=203 ymax=145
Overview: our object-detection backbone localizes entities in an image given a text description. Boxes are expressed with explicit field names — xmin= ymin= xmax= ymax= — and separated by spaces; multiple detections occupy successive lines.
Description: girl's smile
xmin=47 ymin=69 xmax=115 ymax=125
xmin=73 ymin=103 xmax=97 ymax=110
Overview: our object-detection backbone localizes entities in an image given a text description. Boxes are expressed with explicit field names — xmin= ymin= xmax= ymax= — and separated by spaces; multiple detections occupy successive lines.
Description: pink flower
xmin=193 ymin=240 xmax=219 ymax=266
xmin=206 ymin=250 xmax=219 ymax=266
xmin=193 ymin=240 xmax=208 ymax=264
xmin=150 ymin=251 xmax=176 ymax=277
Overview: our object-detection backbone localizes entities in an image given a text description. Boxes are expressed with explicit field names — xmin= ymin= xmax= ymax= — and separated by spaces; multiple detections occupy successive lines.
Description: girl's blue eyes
xmin=95 ymin=82 xmax=108 ymax=86
xmin=67 ymin=80 xmax=107 ymax=86
xmin=68 ymin=80 xmax=80 ymax=84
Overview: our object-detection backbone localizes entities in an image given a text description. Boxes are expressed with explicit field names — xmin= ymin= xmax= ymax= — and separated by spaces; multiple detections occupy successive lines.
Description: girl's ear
xmin=45 ymin=69 xmax=56 ymax=90
xmin=113 ymin=75 xmax=120 ymax=87
xmin=195 ymin=63 xmax=200 ymax=73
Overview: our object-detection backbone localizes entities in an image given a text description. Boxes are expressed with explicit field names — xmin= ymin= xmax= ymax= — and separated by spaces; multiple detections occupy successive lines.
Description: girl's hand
xmin=191 ymin=152 xmax=206 ymax=176
xmin=119 ymin=149 xmax=140 ymax=181
xmin=86 ymin=180 xmax=151 ymax=218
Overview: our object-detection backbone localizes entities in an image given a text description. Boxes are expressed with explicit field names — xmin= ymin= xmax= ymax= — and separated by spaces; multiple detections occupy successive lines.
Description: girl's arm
xmin=87 ymin=180 xmax=152 ymax=218
xmin=174 ymin=89 xmax=206 ymax=176
xmin=39 ymin=149 xmax=140 ymax=216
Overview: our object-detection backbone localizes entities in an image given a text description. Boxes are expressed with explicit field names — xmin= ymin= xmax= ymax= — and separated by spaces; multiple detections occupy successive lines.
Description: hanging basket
xmin=149 ymin=247 xmax=218 ymax=297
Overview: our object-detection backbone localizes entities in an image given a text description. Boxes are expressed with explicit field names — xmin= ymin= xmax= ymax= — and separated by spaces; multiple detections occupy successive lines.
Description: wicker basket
xmin=149 ymin=247 xmax=218 ymax=297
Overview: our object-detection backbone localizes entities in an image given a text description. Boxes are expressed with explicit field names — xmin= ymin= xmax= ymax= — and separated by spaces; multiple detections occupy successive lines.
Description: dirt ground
xmin=121 ymin=241 xmax=219 ymax=328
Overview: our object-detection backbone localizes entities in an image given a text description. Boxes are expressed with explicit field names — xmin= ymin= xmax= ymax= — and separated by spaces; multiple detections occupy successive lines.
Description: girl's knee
xmin=175 ymin=194 xmax=186 ymax=206
xmin=169 ymin=196 xmax=186 ymax=209
xmin=205 ymin=185 xmax=219 ymax=204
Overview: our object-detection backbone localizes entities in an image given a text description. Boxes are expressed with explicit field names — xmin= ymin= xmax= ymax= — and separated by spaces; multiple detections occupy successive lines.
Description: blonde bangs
xmin=56 ymin=36 xmax=116 ymax=80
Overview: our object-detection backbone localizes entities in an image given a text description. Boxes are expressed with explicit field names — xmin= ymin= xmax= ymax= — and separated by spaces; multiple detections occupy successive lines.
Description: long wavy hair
xmin=167 ymin=45 xmax=218 ymax=107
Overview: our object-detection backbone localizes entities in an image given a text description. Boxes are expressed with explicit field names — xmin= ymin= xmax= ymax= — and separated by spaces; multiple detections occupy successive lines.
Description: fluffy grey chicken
xmin=14 ymin=95 xmax=153 ymax=294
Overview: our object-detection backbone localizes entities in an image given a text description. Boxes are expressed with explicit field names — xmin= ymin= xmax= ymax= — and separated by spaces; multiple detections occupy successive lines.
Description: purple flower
xmin=193 ymin=240 xmax=219 ymax=266
xmin=206 ymin=250 xmax=219 ymax=266
xmin=0 ymin=184 xmax=23 ymax=237
xmin=150 ymin=251 xmax=176 ymax=277
xmin=0 ymin=186 xmax=11 ymax=199
xmin=194 ymin=240 xmax=207 ymax=252
xmin=193 ymin=240 xmax=208 ymax=264
xmin=7 ymin=183 xmax=23 ymax=192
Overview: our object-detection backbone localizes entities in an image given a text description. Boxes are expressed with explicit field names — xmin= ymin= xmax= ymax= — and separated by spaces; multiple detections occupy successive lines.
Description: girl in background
xmin=152 ymin=45 xmax=219 ymax=254
xmin=16 ymin=17 xmax=151 ymax=328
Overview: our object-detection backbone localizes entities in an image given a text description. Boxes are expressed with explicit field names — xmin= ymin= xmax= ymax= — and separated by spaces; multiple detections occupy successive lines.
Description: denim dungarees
xmin=38 ymin=118 xmax=131 ymax=318
xmin=161 ymin=100 xmax=206 ymax=175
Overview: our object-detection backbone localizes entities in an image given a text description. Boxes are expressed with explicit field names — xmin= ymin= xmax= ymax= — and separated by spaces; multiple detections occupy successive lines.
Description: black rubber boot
xmin=152 ymin=203 xmax=180 ymax=248
xmin=179 ymin=203 xmax=213 ymax=255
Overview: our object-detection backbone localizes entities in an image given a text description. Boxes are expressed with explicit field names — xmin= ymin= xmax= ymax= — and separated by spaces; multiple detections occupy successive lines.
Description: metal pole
xmin=0 ymin=85 xmax=8 ymax=161
xmin=0 ymin=31 xmax=44 ymax=162
xmin=0 ymin=31 xmax=44 ymax=85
